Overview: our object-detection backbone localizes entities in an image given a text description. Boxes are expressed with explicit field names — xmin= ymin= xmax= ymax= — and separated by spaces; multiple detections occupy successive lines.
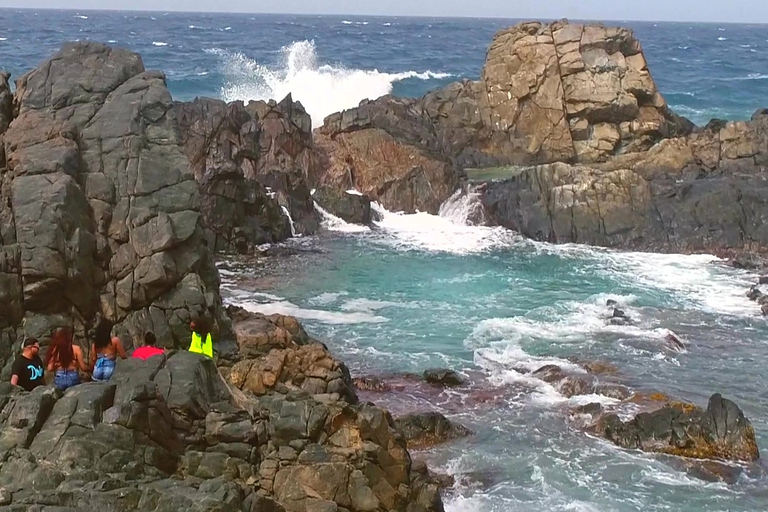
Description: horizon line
xmin=1 ymin=6 xmax=767 ymax=25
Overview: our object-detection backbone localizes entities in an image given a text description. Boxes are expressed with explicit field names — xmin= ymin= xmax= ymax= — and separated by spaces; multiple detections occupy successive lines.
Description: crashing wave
xmin=210 ymin=40 xmax=452 ymax=128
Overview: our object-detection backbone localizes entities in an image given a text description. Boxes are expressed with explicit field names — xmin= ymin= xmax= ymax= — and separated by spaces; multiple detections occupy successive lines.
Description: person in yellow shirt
xmin=188 ymin=318 xmax=213 ymax=358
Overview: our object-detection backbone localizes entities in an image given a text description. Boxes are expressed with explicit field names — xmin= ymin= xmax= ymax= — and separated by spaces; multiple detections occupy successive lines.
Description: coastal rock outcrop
xmin=0 ymin=309 xmax=445 ymax=512
xmin=600 ymin=394 xmax=760 ymax=462
xmin=0 ymin=42 xmax=230 ymax=373
xmin=480 ymin=113 xmax=768 ymax=253
xmin=315 ymin=99 xmax=461 ymax=214
xmin=224 ymin=306 xmax=357 ymax=403
xmin=175 ymin=95 xmax=320 ymax=253
xmin=313 ymin=20 xmax=691 ymax=213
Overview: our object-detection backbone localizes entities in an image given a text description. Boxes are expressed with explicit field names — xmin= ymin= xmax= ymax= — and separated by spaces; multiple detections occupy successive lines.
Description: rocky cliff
xmin=312 ymin=20 xmax=693 ymax=214
xmin=0 ymin=42 xmax=230 ymax=373
xmin=175 ymin=96 xmax=320 ymax=254
xmin=0 ymin=308 xmax=444 ymax=512
xmin=480 ymin=113 xmax=768 ymax=253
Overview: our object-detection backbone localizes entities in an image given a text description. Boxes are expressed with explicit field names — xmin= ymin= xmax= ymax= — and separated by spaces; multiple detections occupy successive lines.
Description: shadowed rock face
xmin=175 ymin=95 xmax=320 ymax=254
xmin=600 ymin=394 xmax=760 ymax=462
xmin=0 ymin=42 xmax=230 ymax=373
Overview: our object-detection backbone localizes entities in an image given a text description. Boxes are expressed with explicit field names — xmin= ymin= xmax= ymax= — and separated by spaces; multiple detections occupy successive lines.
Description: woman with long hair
xmin=90 ymin=319 xmax=126 ymax=381
xmin=46 ymin=327 xmax=88 ymax=390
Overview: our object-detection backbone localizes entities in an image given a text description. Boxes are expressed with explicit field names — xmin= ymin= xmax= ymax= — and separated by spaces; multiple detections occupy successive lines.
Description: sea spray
xmin=438 ymin=186 xmax=487 ymax=226
xmin=210 ymin=41 xmax=452 ymax=127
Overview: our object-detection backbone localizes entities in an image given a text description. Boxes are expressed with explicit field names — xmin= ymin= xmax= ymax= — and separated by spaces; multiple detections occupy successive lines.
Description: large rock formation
xmin=175 ymin=96 xmax=320 ymax=254
xmin=600 ymin=394 xmax=759 ymax=462
xmin=0 ymin=42 xmax=230 ymax=375
xmin=313 ymin=20 xmax=692 ymax=214
xmin=0 ymin=310 xmax=445 ymax=512
xmin=480 ymin=114 xmax=768 ymax=253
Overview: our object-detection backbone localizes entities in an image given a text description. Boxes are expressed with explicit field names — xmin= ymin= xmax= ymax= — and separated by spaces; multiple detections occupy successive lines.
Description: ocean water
xmin=222 ymin=204 xmax=768 ymax=512
xmin=1 ymin=10 xmax=768 ymax=126
xmin=4 ymin=8 xmax=768 ymax=511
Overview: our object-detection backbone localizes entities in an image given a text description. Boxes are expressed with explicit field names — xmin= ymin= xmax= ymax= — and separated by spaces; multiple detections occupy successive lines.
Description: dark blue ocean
xmin=1 ymin=9 xmax=768 ymax=127
xmin=4 ymin=9 xmax=768 ymax=512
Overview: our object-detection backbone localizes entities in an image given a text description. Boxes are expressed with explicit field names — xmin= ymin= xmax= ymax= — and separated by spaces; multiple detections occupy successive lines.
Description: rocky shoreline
xmin=0 ymin=17 xmax=766 ymax=510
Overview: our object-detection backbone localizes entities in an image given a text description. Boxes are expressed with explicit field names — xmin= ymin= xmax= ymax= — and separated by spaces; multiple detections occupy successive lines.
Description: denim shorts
xmin=54 ymin=369 xmax=80 ymax=391
xmin=93 ymin=357 xmax=116 ymax=382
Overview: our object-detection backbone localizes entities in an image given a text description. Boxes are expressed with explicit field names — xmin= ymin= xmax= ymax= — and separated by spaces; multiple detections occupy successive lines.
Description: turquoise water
xmin=222 ymin=208 xmax=768 ymax=511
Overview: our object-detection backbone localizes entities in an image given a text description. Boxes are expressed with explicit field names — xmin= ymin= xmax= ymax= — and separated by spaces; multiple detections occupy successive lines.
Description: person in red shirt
xmin=132 ymin=332 xmax=165 ymax=360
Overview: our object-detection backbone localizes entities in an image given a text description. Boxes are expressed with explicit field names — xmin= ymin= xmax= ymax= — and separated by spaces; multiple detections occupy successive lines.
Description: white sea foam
xmin=531 ymin=243 xmax=754 ymax=316
xmin=314 ymin=202 xmax=370 ymax=233
xmin=239 ymin=300 xmax=388 ymax=324
xmin=369 ymin=202 xmax=519 ymax=255
xmin=76 ymin=15 xmax=88 ymax=19
xmin=152 ymin=41 xmax=169 ymax=46
xmin=718 ymin=37 xmax=728 ymax=41
xmin=0 ymin=38 xmax=7 ymax=41
xmin=340 ymin=298 xmax=404 ymax=312
xmin=210 ymin=41 xmax=452 ymax=127
xmin=280 ymin=206 xmax=297 ymax=236
xmin=308 ymin=291 xmax=348 ymax=305
xmin=438 ymin=188 xmax=487 ymax=226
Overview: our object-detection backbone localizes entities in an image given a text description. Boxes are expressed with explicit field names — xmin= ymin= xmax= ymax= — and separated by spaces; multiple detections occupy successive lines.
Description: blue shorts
xmin=54 ymin=369 xmax=80 ymax=390
xmin=93 ymin=357 xmax=116 ymax=382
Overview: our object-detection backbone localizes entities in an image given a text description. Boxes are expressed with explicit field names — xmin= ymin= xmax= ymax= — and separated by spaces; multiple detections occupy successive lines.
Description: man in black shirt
xmin=10 ymin=338 xmax=45 ymax=392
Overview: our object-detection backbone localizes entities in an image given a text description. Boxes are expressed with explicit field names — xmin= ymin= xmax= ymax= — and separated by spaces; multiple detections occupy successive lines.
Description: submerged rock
xmin=395 ymin=412 xmax=473 ymax=449
xmin=423 ymin=368 xmax=467 ymax=388
xmin=600 ymin=394 xmax=760 ymax=462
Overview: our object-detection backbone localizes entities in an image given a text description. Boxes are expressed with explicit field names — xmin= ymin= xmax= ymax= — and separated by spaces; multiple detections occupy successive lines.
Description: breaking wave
xmin=211 ymin=40 xmax=452 ymax=128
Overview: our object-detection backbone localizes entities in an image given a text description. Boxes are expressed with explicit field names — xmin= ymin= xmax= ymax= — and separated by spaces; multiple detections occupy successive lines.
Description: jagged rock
xmin=600 ymin=394 xmax=759 ymax=462
xmin=394 ymin=412 xmax=473 ymax=449
xmin=313 ymin=21 xmax=691 ymax=210
xmin=480 ymin=114 xmax=768 ymax=254
xmin=225 ymin=307 xmax=356 ymax=403
xmin=0 ymin=41 xmax=230 ymax=371
xmin=422 ymin=369 xmax=467 ymax=388
xmin=352 ymin=376 xmax=391 ymax=392
xmin=175 ymin=96 xmax=320 ymax=253
xmin=315 ymin=108 xmax=461 ymax=214
xmin=0 ymin=343 xmax=443 ymax=511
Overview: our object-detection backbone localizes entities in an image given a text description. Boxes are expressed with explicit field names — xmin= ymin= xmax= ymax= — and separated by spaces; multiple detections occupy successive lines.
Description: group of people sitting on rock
xmin=9 ymin=318 xmax=213 ymax=393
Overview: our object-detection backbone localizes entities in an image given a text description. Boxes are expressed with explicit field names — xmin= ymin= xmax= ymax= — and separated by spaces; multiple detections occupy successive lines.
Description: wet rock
xmin=759 ymin=276 xmax=768 ymax=285
xmin=606 ymin=299 xmax=618 ymax=307
xmin=601 ymin=394 xmax=760 ymax=462
xmin=678 ymin=458 xmax=743 ymax=485
xmin=176 ymin=95 xmax=320 ymax=253
xmin=761 ymin=304 xmax=768 ymax=316
xmin=664 ymin=332 xmax=686 ymax=352
xmin=581 ymin=361 xmax=619 ymax=375
xmin=531 ymin=365 xmax=569 ymax=384
xmin=573 ymin=402 xmax=604 ymax=416
xmin=395 ymin=412 xmax=473 ymax=449
xmin=423 ymin=368 xmax=467 ymax=388
xmin=747 ymin=286 xmax=763 ymax=300
xmin=313 ymin=187 xmax=375 ymax=225
xmin=352 ymin=376 xmax=391 ymax=392
xmin=593 ymin=383 xmax=632 ymax=401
